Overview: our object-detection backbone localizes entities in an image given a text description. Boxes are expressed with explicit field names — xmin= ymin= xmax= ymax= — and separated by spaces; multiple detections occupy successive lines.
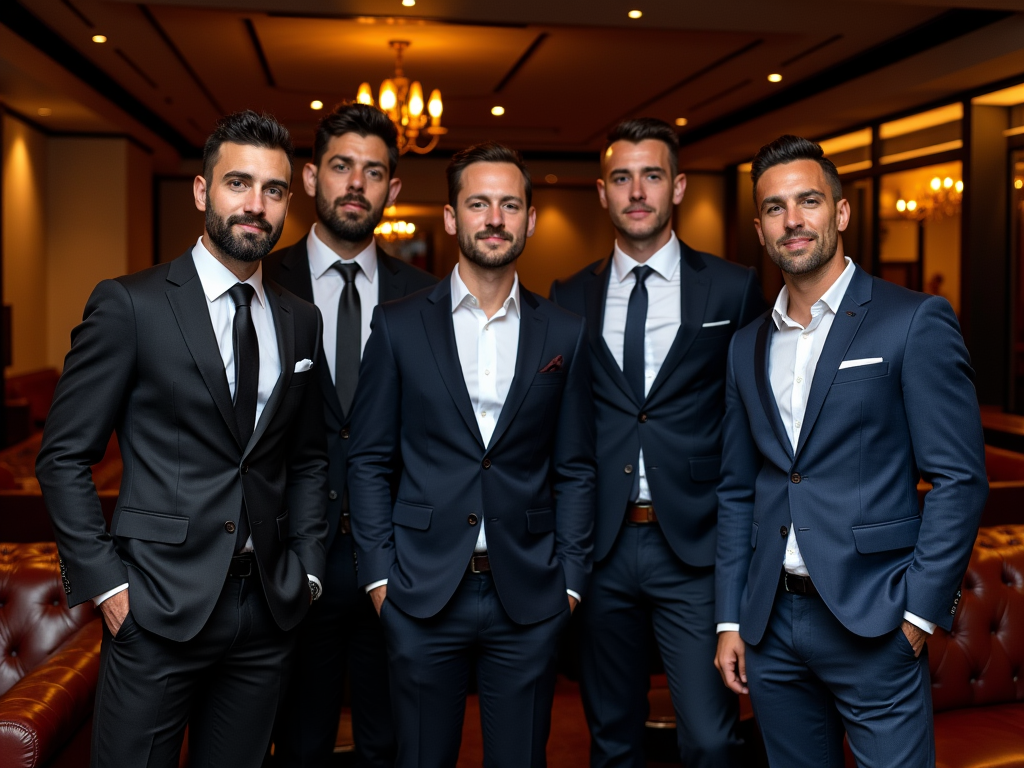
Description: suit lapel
xmin=754 ymin=317 xmax=793 ymax=460
xmin=488 ymin=290 xmax=547 ymax=451
xmin=166 ymin=253 xmax=243 ymax=449
xmin=586 ymin=257 xmax=637 ymax=405
xmin=422 ymin=282 xmax=485 ymax=448
xmin=377 ymin=252 xmax=406 ymax=303
xmin=245 ymin=283 xmax=294 ymax=458
xmin=276 ymin=240 xmax=315 ymax=302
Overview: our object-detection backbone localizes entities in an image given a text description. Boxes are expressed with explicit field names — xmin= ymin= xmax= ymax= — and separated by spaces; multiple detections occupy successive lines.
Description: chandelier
xmin=896 ymin=176 xmax=963 ymax=221
xmin=356 ymin=41 xmax=446 ymax=155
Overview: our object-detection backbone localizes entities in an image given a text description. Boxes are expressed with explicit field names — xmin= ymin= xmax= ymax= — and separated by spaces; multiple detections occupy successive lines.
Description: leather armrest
xmin=0 ymin=619 xmax=102 ymax=768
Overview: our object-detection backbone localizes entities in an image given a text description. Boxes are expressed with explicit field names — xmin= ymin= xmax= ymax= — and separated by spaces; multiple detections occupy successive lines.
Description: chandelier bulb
xmin=380 ymin=79 xmax=398 ymax=112
xmin=356 ymin=82 xmax=374 ymax=106
xmin=409 ymin=81 xmax=424 ymax=117
xmin=428 ymin=89 xmax=443 ymax=120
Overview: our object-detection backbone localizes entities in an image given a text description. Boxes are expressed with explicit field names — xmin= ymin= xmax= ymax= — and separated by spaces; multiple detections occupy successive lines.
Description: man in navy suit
xmin=550 ymin=118 xmax=763 ymax=767
xmin=265 ymin=102 xmax=435 ymax=768
xmin=348 ymin=141 xmax=596 ymax=768
xmin=714 ymin=135 xmax=988 ymax=768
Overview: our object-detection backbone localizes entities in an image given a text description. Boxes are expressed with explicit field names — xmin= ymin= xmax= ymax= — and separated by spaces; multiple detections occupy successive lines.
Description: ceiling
xmin=3 ymin=0 xmax=1024 ymax=172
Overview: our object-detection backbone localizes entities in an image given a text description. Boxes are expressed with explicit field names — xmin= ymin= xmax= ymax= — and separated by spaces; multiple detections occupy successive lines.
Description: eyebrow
xmin=608 ymin=166 xmax=666 ymax=176
xmin=222 ymin=171 xmax=289 ymax=190
xmin=760 ymin=188 xmax=824 ymax=210
xmin=327 ymin=154 xmax=387 ymax=170
xmin=465 ymin=193 xmax=524 ymax=205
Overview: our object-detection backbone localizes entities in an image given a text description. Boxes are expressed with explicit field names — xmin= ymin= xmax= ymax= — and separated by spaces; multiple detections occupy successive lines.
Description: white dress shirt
xmin=602 ymin=237 xmax=682 ymax=502
xmin=716 ymin=257 xmax=932 ymax=634
xmin=306 ymin=224 xmax=378 ymax=381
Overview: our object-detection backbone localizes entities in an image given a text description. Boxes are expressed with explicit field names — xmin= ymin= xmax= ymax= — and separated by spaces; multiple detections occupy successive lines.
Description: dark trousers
xmin=92 ymin=575 xmax=294 ymax=768
xmin=746 ymin=587 xmax=934 ymax=768
xmin=579 ymin=524 xmax=742 ymax=768
xmin=381 ymin=572 xmax=569 ymax=768
xmin=274 ymin=532 xmax=395 ymax=768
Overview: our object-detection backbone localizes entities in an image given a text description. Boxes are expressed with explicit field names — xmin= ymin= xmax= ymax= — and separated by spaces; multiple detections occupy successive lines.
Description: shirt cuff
xmin=903 ymin=611 xmax=936 ymax=634
xmin=567 ymin=589 xmax=581 ymax=603
xmin=308 ymin=574 xmax=322 ymax=595
xmin=93 ymin=583 xmax=129 ymax=607
xmin=717 ymin=622 xmax=740 ymax=634
xmin=364 ymin=578 xmax=388 ymax=594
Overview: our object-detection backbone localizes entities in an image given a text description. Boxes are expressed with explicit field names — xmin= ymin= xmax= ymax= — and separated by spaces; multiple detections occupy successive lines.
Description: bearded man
xmin=36 ymin=111 xmax=329 ymax=768
xmin=348 ymin=141 xmax=596 ymax=768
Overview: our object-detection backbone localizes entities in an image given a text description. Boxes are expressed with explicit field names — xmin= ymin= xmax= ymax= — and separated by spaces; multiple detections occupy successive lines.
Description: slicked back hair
xmin=313 ymin=102 xmax=399 ymax=176
xmin=603 ymin=118 xmax=680 ymax=178
xmin=202 ymin=110 xmax=293 ymax=182
xmin=446 ymin=141 xmax=532 ymax=209
xmin=751 ymin=135 xmax=843 ymax=208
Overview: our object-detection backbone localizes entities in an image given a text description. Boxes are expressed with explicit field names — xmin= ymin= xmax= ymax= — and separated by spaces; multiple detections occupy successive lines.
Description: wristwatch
xmin=308 ymin=579 xmax=322 ymax=602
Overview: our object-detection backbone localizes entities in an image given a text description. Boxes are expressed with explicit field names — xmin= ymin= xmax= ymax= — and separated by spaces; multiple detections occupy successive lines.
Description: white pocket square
xmin=293 ymin=358 xmax=313 ymax=373
xmin=702 ymin=320 xmax=731 ymax=328
xmin=839 ymin=357 xmax=883 ymax=369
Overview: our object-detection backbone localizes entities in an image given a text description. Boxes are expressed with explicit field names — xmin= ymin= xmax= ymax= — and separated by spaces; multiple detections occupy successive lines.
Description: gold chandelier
xmin=356 ymin=41 xmax=446 ymax=155
xmin=896 ymin=176 xmax=963 ymax=221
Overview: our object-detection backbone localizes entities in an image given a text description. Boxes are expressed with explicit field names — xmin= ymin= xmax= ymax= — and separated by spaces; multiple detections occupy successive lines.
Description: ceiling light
xmin=906 ymin=200 xmax=917 ymax=212
xmin=37 ymin=108 xmax=52 ymax=117
xmin=930 ymin=177 xmax=941 ymax=191
xmin=92 ymin=34 xmax=107 ymax=43
xmin=545 ymin=174 xmax=558 ymax=184
xmin=956 ymin=180 xmax=964 ymax=193
xmin=675 ymin=117 xmax=688 ymax=127
xmin=1015 ymin=179 xmax=1023 ymax=190
xmin=943 ymin=177 xmax=953 ymax=189
xmin=896 ymin=199 xmax=907 ymax=212
xmin=491 ymin=106 xmax=505 ymax=116
xmin=628 ymin=10 xmax=643 ymax=19
xmin=402 ymin=0 xmax=416 ymax=5
xmin=767 ymin=73 xmax=783 ymax=83
xmin=310 ymin=100 xmax=323 ymax=110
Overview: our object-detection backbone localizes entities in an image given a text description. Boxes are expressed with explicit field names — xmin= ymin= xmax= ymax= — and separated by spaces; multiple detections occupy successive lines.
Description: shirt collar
xmin=450 ymin=263 xmax=520 ymax=317
xmin=307 ymin=224 xmax=378 ymax=283
xmin=191 ymin=236 xmax=267 ymax=308
xmin=611 ymin=236 xmax=680 ymax=284
xmin=772 ymin=256 xmax=855 ymax=330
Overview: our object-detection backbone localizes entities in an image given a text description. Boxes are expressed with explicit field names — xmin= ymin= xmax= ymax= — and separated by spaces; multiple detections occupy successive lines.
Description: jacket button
xmin=340 ymin=428 xmax=349 ymax=439
xmin=780 ymin=526 xmax=788 ymax=537
xmin=241 ymin=464 xmax=249 ymax=475
xmin=328 ymin=490 xmax=338 ymax=501
xmin=624 ymin=464 xmax=633 ymax=474
xmin=468 ymin=514 xmax=478 ymax=526
xmin=482 ymin=458 xmax=491 ymax=469
xmin=639 ymin=413 xmax=648 ymax=423
xmin=224 ymin=521 xmax=236 ymax=533
xmin=790 ymin=472 xmax=801 ymax=484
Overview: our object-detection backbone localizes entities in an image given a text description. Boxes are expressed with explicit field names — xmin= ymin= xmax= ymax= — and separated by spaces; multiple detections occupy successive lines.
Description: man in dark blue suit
xmin=348 ymin=141 xmax=596 ymax=768
xmin=550 ymin=118 xmax=764 ymax=767
xmin=715 ymin=135 xmax=988 ymax=768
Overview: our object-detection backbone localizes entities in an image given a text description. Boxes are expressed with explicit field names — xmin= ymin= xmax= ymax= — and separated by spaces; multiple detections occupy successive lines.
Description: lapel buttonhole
xmin=846 ymin=311 xmax=856 ymax=316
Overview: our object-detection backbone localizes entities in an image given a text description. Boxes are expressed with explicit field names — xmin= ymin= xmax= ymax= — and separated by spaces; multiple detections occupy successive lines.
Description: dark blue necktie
xmin=623 ymin=265 xmax=653 ymax=404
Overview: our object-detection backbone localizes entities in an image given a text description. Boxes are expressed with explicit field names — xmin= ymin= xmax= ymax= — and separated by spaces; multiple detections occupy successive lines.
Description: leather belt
xmin=468 ymin=554 xmax=491 ymax=574
xmin=227 ymin=553 xmax=256 ymax=579
xmin=340 ymin=512 xmax=351 ymax=536
xmin=781 ymin=571 xmax=818 ymax=597
xmin=626 ymin=504 xmax=658 ymax=524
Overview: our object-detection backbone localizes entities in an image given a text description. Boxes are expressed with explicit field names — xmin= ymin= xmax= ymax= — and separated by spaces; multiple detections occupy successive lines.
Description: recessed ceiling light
xmin=37 ymin=107 xmax=52 ymax=117
xmin=92 ymin=34 xmax=107 ymax=43
xmin=767 ymin=73 xmax=783 ymax=83
xmin=402 ymin=0 xmax=416 ymax=5
xmin=675 ymin=117 xmax=688 ymax=127
xmin=545 ymin=174 xmax=558 ymax=184
xmin=628 ymin=10 xmax=643 ymax=19
xmin=491 ymin=106 xmax=505 ymax=116
xmin=310 ymin=100 xmax=324 ymax=110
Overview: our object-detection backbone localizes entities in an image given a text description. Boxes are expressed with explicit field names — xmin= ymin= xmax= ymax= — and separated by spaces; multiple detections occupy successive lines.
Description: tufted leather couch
xmin=0 ymin=542 xmax=101 ymax=768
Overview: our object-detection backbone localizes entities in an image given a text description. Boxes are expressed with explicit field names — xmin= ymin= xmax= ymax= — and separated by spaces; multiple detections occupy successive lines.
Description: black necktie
xmin=228 ymin=283 xmax=258 ymax=552
xmin=333 ymin=262 xmax=362 ymax=416
xmin=623 ymin=265 xmax=653 ymax=404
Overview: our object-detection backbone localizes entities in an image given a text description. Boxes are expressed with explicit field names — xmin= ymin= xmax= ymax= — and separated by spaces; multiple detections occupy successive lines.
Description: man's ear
xmin=302 ymin=163 xmax=318 ymax=198
xmin=596 ymin=178 xmax=609 ymax=210
xmin=443 ymin=204 xmax=458 ymax=236
xmin=753 ymin=218 xmax=765 ymax=247
xmin=387 ymin=177 xmax=402 ymax=207
xmin=193 ymin=175 xmax=208 ymax=212
xmin=672 ymin=173 xmax=687 ymax=206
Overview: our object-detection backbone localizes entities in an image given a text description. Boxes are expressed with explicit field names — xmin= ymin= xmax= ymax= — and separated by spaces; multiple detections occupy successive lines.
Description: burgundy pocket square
xmin=539 ymin=355 xmax=563 ymax=373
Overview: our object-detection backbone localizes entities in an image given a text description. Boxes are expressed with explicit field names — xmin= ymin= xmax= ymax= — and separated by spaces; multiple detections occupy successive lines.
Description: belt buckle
xmin=469 ymin=555 xmax=484 ymax=574
xmin=232 ymin=555 xmax=253 ymax=578
xmin=783 ymin=572 xmax=806 ymax=594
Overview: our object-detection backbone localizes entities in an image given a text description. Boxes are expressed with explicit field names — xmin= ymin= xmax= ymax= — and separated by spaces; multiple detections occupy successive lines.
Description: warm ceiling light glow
xmin=428 ymin=89 xmax=443 ymax=119
xmin=943 ymin=177 xmax=953 ymax=189
xmin=767 ymin=73 xmax=783 ymax=83
xmin=379 ymin=79 xmax=397 ymax=112
xmin=91 ymin=34 xmax=107 ymax=43
xmin=675 ymin=117 xmax=688 ymax=127
xmin=37 ymin=107 xmax=52 ymax=117
xmin=896 ymin=199 xmax=907 ymax=212
xmin=310 ymin=100 xmax=323 ymax=110
xmin=402 ymin=0 xmax=416 ymax=5
xmin=907 ymin=200 xmax=918 ymax=211
xmin=356 ymin=82 xmax=374 ymax=106
xmin=491 ymin=105 xmax=505 ymax=116
xmin=545 ymin=174 xmax=558 ymax=184
xmin=956 ymin=180 xmax=964 ymax=193
xmin=1016 ymin=179 xmax=1023 ymax=190
xmin=628 ymin=10 xmax=643 ymax=19
xmin=930 ymin=177 xmax=941 ymax=191
xmin=408 ymin=82 xmax=424 ymax=117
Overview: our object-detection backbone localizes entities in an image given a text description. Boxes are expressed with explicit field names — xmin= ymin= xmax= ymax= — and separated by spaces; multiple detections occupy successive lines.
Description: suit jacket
xmin=264 ymin=238 xmax=437 ymax=551
xmin=715 ymin=266 xmax=988 ymax=645
xmin=549 ymin=239 xmax=765 ymax=566
xmin=36 ymin=251 xmax=329 ymax=642
xmin=347 ymin=278 xmax=597 ymax=625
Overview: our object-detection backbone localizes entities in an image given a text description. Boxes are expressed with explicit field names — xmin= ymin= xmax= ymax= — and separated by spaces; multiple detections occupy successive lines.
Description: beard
xmin=611 ymin=202 xmax=672 ymax=243
xmin=457 ymin=224 xmax=526 ymax=270
xmin=204 ymin=197 xmax=283 ymax=263
xmin=316 ymin=188 xmax=385 ymax=243
xmin=765 ymin=223 xmax=839 ymax=276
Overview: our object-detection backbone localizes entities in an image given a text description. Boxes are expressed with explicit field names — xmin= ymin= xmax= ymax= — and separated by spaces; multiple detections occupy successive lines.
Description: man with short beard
xmin=348 ymin=142 xmax=596 ymax=768
xmin=550 ymin=118 xmax=763 ymax=767
xmin=36 ymin=111 xmax=329 ymax=768
xmin=265 ymin=101 xmax=435 ymax=768
xmin=715 ymin=135 xmax=987 ymax=768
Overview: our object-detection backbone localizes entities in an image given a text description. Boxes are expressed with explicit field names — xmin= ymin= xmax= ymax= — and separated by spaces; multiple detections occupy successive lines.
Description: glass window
xmin=879 ymin=104 xmax=962 ymax=166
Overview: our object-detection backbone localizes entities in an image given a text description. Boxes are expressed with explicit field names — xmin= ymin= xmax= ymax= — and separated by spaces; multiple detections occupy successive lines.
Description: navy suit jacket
xmin=264 ymin=239 xmax=436 ymax=551
xmin=549 ymin=239 xmax=764 ymax=566
xmin=715 ymin=266 xmax=988 ymax=645
xmin=347 ymin=278 xmax=597 ymax=625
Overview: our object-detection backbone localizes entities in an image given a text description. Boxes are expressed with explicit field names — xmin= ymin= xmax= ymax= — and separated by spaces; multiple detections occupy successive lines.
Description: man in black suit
xmin=35 ymin=111 xmax=328 ymax=768
xmin=265 ymin=102 xmax=435 ymax=768
xmin=348 ymin=142 xmax=596 ymax=768
xmin=550 ymin=118 xmax=765 ymax=767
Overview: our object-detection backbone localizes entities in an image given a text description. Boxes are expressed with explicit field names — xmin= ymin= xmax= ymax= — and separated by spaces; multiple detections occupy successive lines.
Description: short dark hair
xmin=313 ymin=102 xmax=399 ymax=176
xmin=750 ymin=135 xmax=843 ymax=207
xmin=446 ymin=141 xmax=532 ymax=208
xmin=603 ymin=117 xmax=680 ymax=177
xmin=202 ymin=110 xmax=293 ymax=182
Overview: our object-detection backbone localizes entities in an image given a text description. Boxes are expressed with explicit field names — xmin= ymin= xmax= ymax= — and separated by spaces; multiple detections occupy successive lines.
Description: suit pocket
xmin=393 ymin=501 xmax=432 ymax=531
xmin=526 ymin=507 xmax=555 ymax=533
xmin=115 ymin=509 xmax=188 ymax=544
xmin=690 ymin=455 xmax=721 ymax=482
xmin=289 ymin=370 xmax=311 ymax=388
xmin=532 ymin=372 xmax=566 ymax=387
xmin=276 ymin=510 xmax=290 ymax=541
xmin=851 ymin=516 xmax=921 ymax=553
xmin=833 ymin=361 xmax=889 ymax=384
xmin=751 ymin=522 xmax=759 ymax=549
